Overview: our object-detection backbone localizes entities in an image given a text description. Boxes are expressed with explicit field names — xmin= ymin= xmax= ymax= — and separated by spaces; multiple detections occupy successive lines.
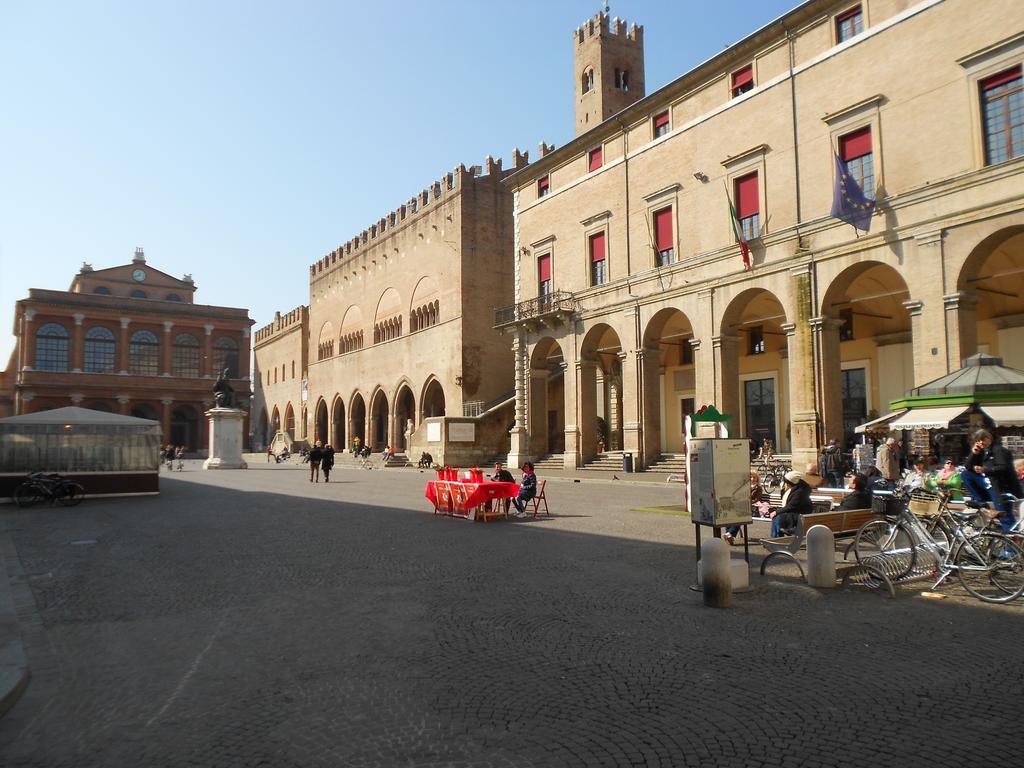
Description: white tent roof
xmin=890 ymin=405 xmax=970 ymax=430
xmin=980 ymin=404 xmax=1024 ymax=427
xmin=0 ymin=406 xmax=159 ymax=427
xmin=854 ymin=410 xmax=907 ymax=434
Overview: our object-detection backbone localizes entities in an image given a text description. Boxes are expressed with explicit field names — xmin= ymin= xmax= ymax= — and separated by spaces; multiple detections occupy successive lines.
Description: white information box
xmin=686 ymin=438 xmax=752 ymax=527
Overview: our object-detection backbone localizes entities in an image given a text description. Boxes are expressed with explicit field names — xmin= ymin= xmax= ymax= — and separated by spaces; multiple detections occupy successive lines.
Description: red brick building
xmin=0 ymin=248 xmax=253 ymax=452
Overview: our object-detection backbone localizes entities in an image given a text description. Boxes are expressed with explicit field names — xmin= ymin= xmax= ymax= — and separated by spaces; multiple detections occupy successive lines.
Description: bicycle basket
xmin=872 ymin=494 xmax=902 ymax=518
xmin=907 ymin=489 xmax=939 ymax=518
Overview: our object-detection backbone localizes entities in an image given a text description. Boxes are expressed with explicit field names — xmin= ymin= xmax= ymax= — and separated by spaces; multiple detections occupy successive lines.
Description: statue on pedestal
xmin=213 ymin=368 xmax=235 ymax=408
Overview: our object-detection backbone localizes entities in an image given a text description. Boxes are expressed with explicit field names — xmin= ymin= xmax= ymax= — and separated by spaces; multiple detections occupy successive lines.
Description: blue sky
xmin=0 ymin=0 xmax=799 ymax=366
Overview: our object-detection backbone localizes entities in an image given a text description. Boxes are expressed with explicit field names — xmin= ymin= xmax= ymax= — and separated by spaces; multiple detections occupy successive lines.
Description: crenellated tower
xmin=574 ymin=8 xmax=645 ymax=136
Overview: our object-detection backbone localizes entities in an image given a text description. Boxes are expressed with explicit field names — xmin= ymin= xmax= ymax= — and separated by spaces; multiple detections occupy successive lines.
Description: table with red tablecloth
xmin=426 ymin=480 xmax=520 ymax=521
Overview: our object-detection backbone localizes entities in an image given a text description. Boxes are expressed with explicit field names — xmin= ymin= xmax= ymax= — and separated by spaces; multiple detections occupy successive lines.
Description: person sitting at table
xmin=769 ymin=470 xmax=813 ymax=537
xmin=510 ymin=462 xmax=537 ymax=517
xmin=838 ymin=472 xmax=872 ymax=510
xmin=486 ymin=461 xmax=516 ymax=515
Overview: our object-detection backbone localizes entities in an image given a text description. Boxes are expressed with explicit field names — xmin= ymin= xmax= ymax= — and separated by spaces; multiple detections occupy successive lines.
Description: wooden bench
xmin=759 ymin=507 xmax=876 ymax=579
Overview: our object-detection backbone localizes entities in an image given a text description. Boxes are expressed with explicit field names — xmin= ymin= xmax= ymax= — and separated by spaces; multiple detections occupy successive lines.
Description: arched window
xmin=35 ymin=323 xmax=69 ymax=371
xmin=164 ymin=293 xmax=181 ymax=302
xmin=84 ymin=326 xmax=116 ymax=373
xmin=212 ymin=336 xmax=239 ymax=377
xmin=582 ymin=67 xmax=594 ymax=94
xmin=130 ymin=289 xmax=147 ymax=299
xmin=130 ymin=330 xmax=160 ymax=375
xmin=172 ymin=333 xmax=200 ymax=377
xmin=93 ymin=286 xmax=111 ymax=295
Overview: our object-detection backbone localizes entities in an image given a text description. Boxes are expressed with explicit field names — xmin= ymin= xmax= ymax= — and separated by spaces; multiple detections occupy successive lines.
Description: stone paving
xmin=0 ymin=462 xmax=1021 ymax=767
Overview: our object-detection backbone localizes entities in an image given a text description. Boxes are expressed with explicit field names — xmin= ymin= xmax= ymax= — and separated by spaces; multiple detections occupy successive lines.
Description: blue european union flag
xmin=831 ymin=152 xmax=875 ymax=232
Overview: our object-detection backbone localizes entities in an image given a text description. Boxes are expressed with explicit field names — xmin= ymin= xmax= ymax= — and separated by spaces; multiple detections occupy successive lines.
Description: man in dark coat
xmin=770 ymin=470 xmax=813 ymax=537
xmin=838 ymin=473 xmax=872 ymax=510
xmin=309 ymin=441 xmax=324 ymax=483
xmin=321 ymin=444 xmax=335 ymax=483
xmin=983 ymin=434 xmax=1022 ymax=530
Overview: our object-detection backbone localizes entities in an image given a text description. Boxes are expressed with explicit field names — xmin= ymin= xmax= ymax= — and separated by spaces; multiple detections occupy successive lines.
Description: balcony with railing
xmin=493 ymin=291 xmax=579 ymax=329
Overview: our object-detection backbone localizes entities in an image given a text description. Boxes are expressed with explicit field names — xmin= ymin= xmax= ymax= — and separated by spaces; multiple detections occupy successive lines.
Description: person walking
xmin=321 ymin=443 xmax=335 ymax=483
xmin=309 ymin=441 xmax=323 ymax=483
xmin=510 ymin=462 xmax=538 ymax=516
xmin=876 ymin=437 xmax=899 ymax=487
xmin=175 ymin=446 xmax=184 ymax=471
xmin=983 ymin=433 xmax=1022 ymax=531
xmin=267 ymin=445 xmax=273 ymax=463
xmin=820 ymin=439 xmax=844 ymax=488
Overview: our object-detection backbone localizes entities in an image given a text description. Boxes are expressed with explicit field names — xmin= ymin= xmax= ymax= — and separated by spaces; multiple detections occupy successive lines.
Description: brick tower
xmin=574 ymin=7 xmax=645 ymax=136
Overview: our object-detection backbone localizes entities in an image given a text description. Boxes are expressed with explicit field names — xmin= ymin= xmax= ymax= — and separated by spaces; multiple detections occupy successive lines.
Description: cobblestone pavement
xmin=1 ymin=463 xmax=1021 ymax=767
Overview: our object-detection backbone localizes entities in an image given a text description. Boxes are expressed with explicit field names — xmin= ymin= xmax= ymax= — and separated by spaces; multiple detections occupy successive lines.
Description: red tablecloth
xmin=426 ymin=480 xmax=519 ymax=516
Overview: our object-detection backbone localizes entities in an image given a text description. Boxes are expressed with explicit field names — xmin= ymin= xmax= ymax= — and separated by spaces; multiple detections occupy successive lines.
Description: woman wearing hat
xmin=770 ymin=470 xmax=813 ymax=537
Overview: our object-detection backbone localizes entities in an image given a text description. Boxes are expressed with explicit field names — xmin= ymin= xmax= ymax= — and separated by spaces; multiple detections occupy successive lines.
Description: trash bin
xmin=623 ymin=453 xmax=634 ymax=473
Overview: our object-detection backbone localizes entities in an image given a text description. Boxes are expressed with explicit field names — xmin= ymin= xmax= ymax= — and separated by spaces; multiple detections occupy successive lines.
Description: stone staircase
xmin=582 ymin=450 xmax=623 ymax=472
xmin=644 ymin=453 xmax=687 ymax=473
xmin=532 ymin=453 xmax=565 ymax=471
xmin=383 ymin=452 xmax=412 ymax=468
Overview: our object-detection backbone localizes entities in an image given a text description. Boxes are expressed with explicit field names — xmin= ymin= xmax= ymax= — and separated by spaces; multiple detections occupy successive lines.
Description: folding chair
xmin=530 ymin=480 xmax=550 ymax=518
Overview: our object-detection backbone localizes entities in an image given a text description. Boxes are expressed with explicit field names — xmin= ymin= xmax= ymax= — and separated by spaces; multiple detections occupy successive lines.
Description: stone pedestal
xmin=203 ymin=407 xmax=248 ymax=470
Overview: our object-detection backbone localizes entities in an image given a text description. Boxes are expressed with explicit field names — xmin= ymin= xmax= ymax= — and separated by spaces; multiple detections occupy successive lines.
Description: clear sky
xmin=0 ymin=0 xmax=799 ymax=366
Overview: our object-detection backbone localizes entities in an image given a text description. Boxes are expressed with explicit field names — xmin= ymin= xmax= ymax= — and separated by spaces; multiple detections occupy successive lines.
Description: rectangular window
xmin=589 ymin=232 xmax=607 ymax=286
xmin=836 ymin=5 xmax=864 ymax=43
xmin=748 ymin=325 xmax=765 ymax=355
xmin=538 ymin=175 xmax=550 ymax=198
xmin=981 ymin=66 xmax=1023 ymax=165
xmin=735 ymin=171 xmax=760 ymax=240
xmin=839 ymin=307 xmax=855 ymax=341
xmin=840 ymin=126 xmax=875 ymax=199
xmin=653 ymin=207 xmax=674 ymax=266
xmin=588 ymin=147 xmax=603 ymax=172
xmin=274 ymin=368 xmax=278 ymax=384
xmin=538 ymin=254 xmax=552 ymax=298
xmin=681 ymin=340 xmax=694 ymax=366
xmin=653 ymin=110 xmax=670 ymax=138
xmin=291 ymin=360 xmax=295 ymax=378
xmin=731 ymin=65 xmax=754 ymax=98
xmin=744 ymin=378 xmax=776 ymax=448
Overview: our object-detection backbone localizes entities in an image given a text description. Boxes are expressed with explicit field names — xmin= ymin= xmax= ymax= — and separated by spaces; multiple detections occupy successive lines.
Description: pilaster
xmin=72 ymin=313 xmax=85 ymax=372
xmin=162 ymin=321 xmax=174 ymax=376
xmin=118 ymin=317 xmax=131 ymax=374
xmin=943 ymin=291 xmax=980 ymax=371
xmin=811 ymin=316 xmax=844 ymax=445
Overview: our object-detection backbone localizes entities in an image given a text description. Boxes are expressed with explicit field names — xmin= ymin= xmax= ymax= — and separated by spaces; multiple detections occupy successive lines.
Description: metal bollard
xmin=701 ymin=538 xmax=732 ymax=608
xmin=806 ymin=524 xmax=836 ymax=588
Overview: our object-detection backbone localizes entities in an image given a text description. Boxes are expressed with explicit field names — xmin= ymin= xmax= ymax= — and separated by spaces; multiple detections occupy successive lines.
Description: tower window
xmin=731 ymin=65 xmax=754 ymax=98
xmin=538 ymin=175 xmax=550 ymax=198
xmin=582 ymin=68 xmax=594 ymax=94
xmin=614 ymin=69 xmax=630 ymax=92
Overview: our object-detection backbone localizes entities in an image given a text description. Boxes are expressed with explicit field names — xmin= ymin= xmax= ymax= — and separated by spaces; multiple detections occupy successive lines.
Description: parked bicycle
xmin=12 ymin=472 xmax=85 ymax=508
xmin=850 ymin=486 xmax=1024 ymax=603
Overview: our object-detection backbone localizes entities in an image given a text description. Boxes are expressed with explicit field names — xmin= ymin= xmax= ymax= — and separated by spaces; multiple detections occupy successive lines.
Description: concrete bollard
xmin=806 ymin=524 xmax=836 ymax=588
xmin=702 ymin=538 xmax=732 ymax=608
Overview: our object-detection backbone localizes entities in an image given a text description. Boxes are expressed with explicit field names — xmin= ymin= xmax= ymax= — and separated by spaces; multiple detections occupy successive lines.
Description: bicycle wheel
xmin=13 ymin=482 xmax=45 ymax=508
xmin=925 ymin=515 xmax=952 ymax=550
xmin=55 ymin=482 xmax=85 ymax=507
xmin=954 ymin=531 xmax=1024 ymax=603
xmin=853 ymin=519 xmax=917 ymax=579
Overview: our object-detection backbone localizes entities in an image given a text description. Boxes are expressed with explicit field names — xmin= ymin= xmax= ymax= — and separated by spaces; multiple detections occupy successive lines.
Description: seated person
xmin=902 ymin=456 xmax=929 ymax=490
xmin=418 ymin=451 xmax=434 ymax=468
xmin=383 ymin=445 xmax=395 ymax=461
xmin=487 ymin=461 xmax=516 ymax=515
xmin=724 ymin=469 xmax=768 ymax=545
xmin=769 ymin=470 xmax=813 ymax=537
xmin=510 ymin=462 xmax=538 ymax=516
xmin=838 ymin=472 xmax=872 ymax=510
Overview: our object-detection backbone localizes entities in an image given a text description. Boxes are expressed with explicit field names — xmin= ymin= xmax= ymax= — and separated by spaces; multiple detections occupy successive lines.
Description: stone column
xmin=811 ymin=316 xmax=844 ymax=444
xmin=639 ymin=347 xmax=663 ymax=467
xmin=21 ymin=308 xmax=37 ymax=371
xmin=577 ymin=359 xmax=598 ymax=464
xmin=203 ymin=324 xmax=215 ymax=377
xmin=694 ymin=289 xmax=716 ymax=408
xmin=712 ymin=335 xmax=740 ymax=419
xmin=117 ymin=394 xmax=131 ymax=416
xmin=72 ymin=313 xmax=85 ymax=373
xmin=507 ymin=329 xmax=531 ymax=467
xmin=560 ymin=361 xmax=578 ymax=469
xmin=943 ymin=291 xmax=980 ymax=371
xmin=608 ymin=362 xmax=623 ymax=451
xmin=786 ymin=264 xmax=820 ymax=468
xmin=162 ymin=321 xmax=174 ymax=376
xmin=160 ymin=397 xmax=173 ymax=443
xmin=912 ymin=229 xmax=951 ymax=382
xmin=528 ymin=367 xmax=549 ymax=456
xmin=690 ymin=338 xmax=711 ymax=409
xmin=118 ymin=317 xmax=131 ymax=374
xmin=903 ymin=299 xmax=927 ymax=389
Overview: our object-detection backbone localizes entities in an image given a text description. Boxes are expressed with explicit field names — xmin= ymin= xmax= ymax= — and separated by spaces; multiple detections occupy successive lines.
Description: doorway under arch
xmin=529 ymin=337 xmax=566 ymax=457
xmin=641 ymin=308 xmax=697 ymax=460
xmin=331 ymin=397 xmax=345 ymax=450
xmin=349 ymin=394 xmax=366 ymax=450
xmin=370 ymin=389 xmax=389 ymax=451
xmin=422 ymin=378 xmax=445 ymax=419
xmin=957 ymin=227 xmax=1024 ymax=370
xmin=579 ymin=324 xmax=624 ymax=461
xmin=394 ymin=385 xmax=415 ymax=451
xmin=314 ymin=398 xmax=328 ymax=445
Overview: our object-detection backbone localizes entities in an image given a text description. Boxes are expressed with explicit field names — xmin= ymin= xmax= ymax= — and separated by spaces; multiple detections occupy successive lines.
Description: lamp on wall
xmin=693 ymin=171 xmax=709 ymax=183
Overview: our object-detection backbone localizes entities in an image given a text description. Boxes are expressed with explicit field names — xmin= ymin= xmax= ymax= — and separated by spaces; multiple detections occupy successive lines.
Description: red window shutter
xmin=538 ymin=255 xmax=551 ymax=282
xmin=840 ymin=126 xmax=872 ymax=161
xmin=654 ymin=208 xmax=673 ymax=251
xmin=653 ymin=111 xmax=670 ymax=130
xmin=735 ymin=172 xmax=759 ymax=219
xmin=732 ymin=65 xmax=753 ymax=91
xmin=589 ymin=147 xmax=603 ymax=171
xmin=590 ymin=232 xmax=606 ymax=263
xmin=538 ymin=176 xmax=549 ymax=194
xmin=981 ymin=66 xmax=1022 ymax=92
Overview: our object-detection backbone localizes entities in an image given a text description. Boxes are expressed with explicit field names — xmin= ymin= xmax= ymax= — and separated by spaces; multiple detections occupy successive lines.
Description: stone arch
xmin=349 ymin=392 xmax=367 ymax=448
xmin=331 ymin=395 xmax=346 ymax=450
xmin=421 ymin=377 xmax=446 ymax=419
xmin=529 ymin=337 xmax=566 ymax=457
xmin=393 ymin=381 xmax=416 ymax=452
xmin=369 ymin=387 xmax=390 ymax=451
xmin=271 ymin=406 xmax=281 ymax=433
xmin=819 ymin=261 xmax=912 ymax=444
xmin=955 ymin=226 xmax=1024 ymax=371
xmin=318 ymin=321 xmax=335 ymax=360
xmin=579 ymin=323 xmax=625 ymax=460
xmin=314 ymin=397 xmax=328 ymax=444
xmin=284 ymin=402 xmax=295 ymax=438
xmin=641 ymin=307 xmax=697 ymax=459
xmin=718 ymin=288 xmax=789 ymax=452
xmin=340 ymin=305 xmax=363 ymax=353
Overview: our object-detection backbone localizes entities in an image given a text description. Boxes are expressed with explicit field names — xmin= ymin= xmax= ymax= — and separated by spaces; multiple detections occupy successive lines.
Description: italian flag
xmin=727 ymin=192 xmax=752 ymax=272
